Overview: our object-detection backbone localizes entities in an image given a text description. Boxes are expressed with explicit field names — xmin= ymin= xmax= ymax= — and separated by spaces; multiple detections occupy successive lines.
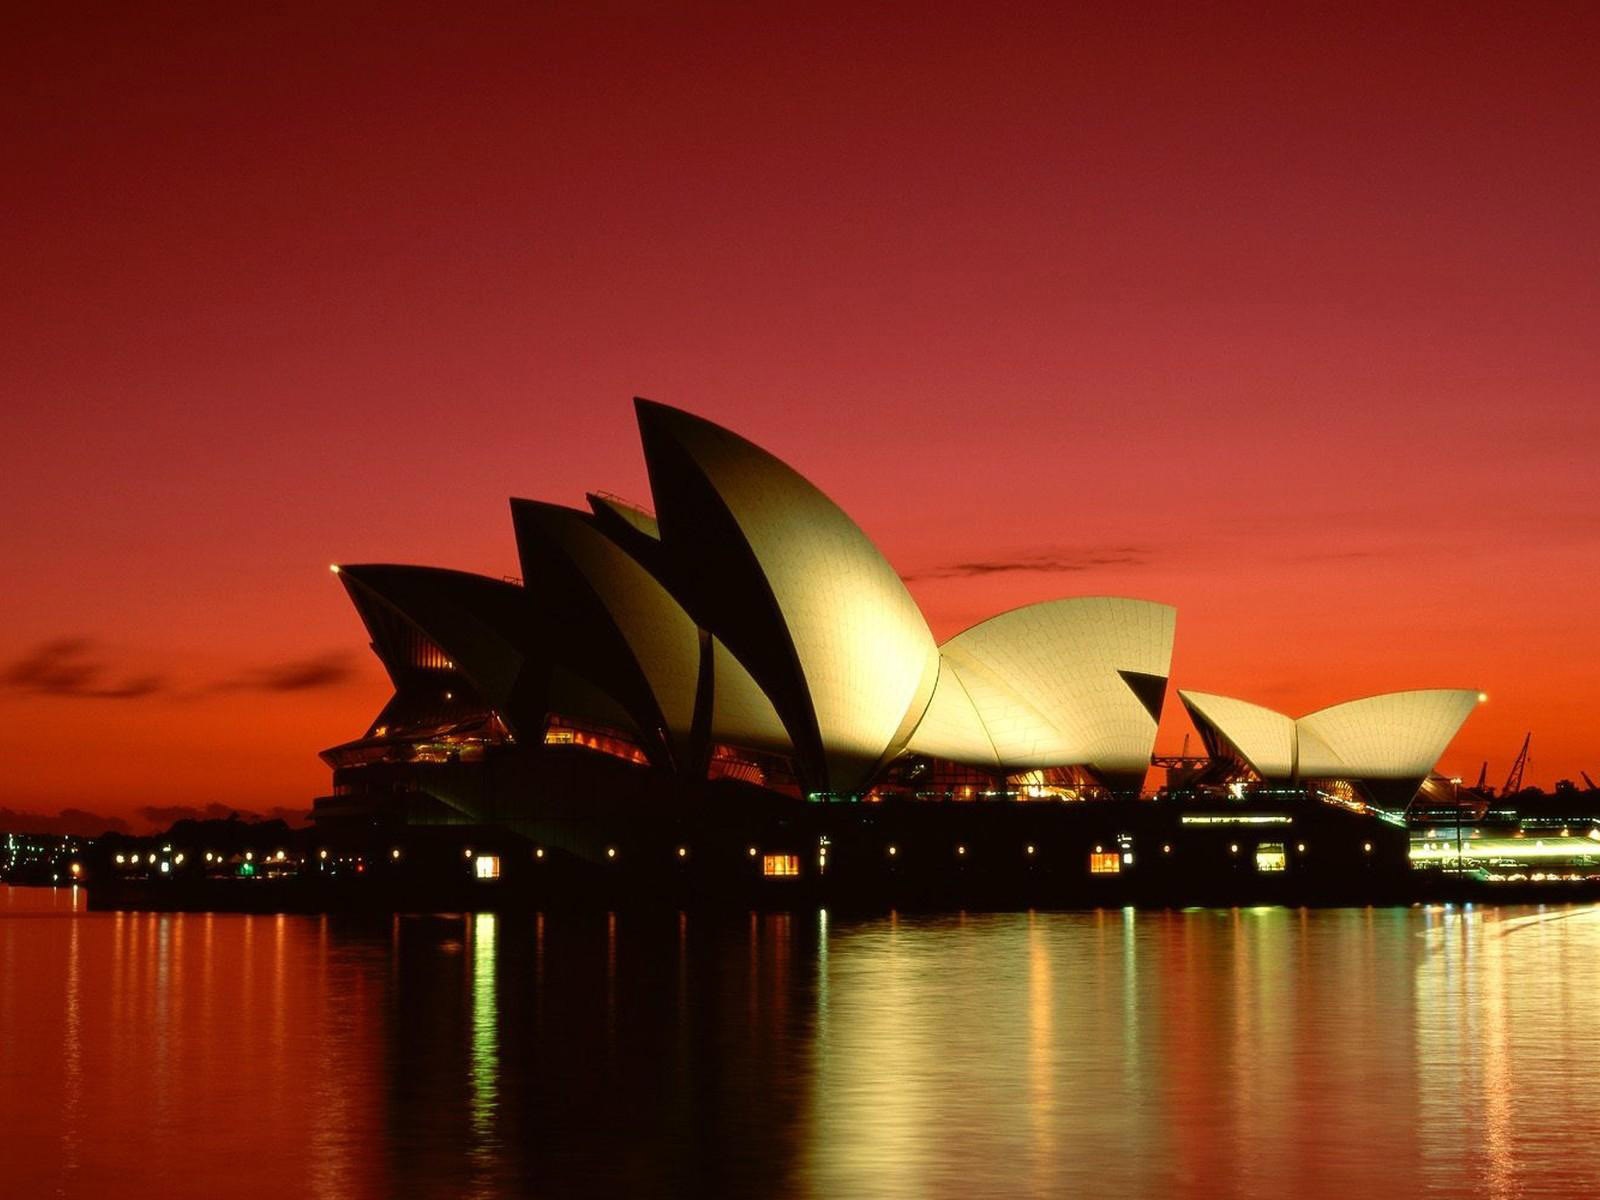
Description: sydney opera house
xmin=315 ymin=399 xmax=1482 ymax=896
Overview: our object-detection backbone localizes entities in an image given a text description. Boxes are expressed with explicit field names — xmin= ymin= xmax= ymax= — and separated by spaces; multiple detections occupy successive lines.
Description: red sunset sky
xmin=3 ymin=2 xmax=1596 ymax=830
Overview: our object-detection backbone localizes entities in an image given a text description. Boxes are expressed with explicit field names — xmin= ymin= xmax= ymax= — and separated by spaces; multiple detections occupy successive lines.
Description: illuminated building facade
xmin=315 ymin=399 xmax=1480 ymax=881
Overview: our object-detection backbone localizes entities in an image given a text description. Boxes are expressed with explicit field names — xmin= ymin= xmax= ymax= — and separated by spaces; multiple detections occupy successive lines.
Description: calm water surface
xmin=4 ymin=885 xmax=1599 ymax=1198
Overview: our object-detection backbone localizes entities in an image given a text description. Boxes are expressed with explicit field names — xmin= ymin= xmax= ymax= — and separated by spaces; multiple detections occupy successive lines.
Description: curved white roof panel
xmin=933 ymin=597 xmax=1176 ymax=776
xmin=1298 ymin=689 xmax=1481 ymax=781
xmin=1179 ymin=690 xmax=1297 ymax=779
xmin=333 ymin=564 xmax=530 ymax=712
xmin=708 ymin=637 xmax=792 ymax=756
xmin=512 ymin=500 xmax=787 ymax=764
xmin=636 ymin=400 xmax=938 ymax=792
xmin=1180 ymin=687 xmax=1481 ymax=782
xmin=587 ymin=493 xmax=660 ymax=540
xmin=514 ymin=500 xmax=701 ymax=743
xmin=905 ymin=658 xmax=1000 ymax=767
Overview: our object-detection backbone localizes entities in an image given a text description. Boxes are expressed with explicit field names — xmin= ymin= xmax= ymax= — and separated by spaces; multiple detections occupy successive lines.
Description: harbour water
xmin=5 ymin=885 xmax=1600 ymax=1198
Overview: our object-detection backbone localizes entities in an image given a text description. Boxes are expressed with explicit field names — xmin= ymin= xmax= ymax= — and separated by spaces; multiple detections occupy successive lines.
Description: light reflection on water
xmin=4 ymin=886 xmax=1600 ymax=1198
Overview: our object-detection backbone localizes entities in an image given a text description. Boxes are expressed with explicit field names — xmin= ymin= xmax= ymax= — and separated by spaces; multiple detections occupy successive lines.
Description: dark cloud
xmin=2 ymin=639 xmax=361 ymax=703
xmin=215 ymin=652 xmax=358 ymax=693
xmin=137 ymin=803 xmax=250 ymax=827
xmin=0 ymin=806 xmax=134 ymax=837
xmin=0 ymin=639 xmax=165 ymax=700
xmin=135 ymin=803 xmax=311 ymax=828
xmin=904 ymin=546 xmax=1151 ymax=581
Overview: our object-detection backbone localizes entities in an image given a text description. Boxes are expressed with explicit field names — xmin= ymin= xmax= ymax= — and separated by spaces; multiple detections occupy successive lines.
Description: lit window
xmin=1255 ymin=843 xmax=1288 ymax=873
xmin=763 ymin=854 xmax=800 ymax=878
xmin=1089 ymin=852 xmax=1121 ymax=875
xmin=474 ymin=855 xmax=501 ymax=880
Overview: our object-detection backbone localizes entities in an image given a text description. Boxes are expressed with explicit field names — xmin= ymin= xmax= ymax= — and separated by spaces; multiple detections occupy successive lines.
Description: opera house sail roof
xmin=325 ymin=398 xmax=1479 ymax=807
xmin=1179 ymin=688 xmax=1483 ymax=799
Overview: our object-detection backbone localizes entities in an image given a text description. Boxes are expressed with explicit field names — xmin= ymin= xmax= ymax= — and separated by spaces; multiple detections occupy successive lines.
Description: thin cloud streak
xmin=1 ymin=640 xmax=362 ymax=701
xmin=904 ymin=546 xmax=1152 ymax=582
xmin=213 ymin=652 xmax=358 ymax=693
xmin=0 ymin=639 xmax=166 ymax=700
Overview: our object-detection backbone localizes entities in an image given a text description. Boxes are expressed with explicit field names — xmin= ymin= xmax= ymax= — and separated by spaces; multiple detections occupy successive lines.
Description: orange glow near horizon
xmin=2 ymin=4 xmax=1597 ymax=829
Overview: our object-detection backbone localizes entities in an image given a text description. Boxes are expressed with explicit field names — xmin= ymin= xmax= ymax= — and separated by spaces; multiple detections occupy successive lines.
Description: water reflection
xmin=6 ymin=888 xmax=1600 ymax=1198
xmin=469 ymin=912 xmax=499 ymax=1187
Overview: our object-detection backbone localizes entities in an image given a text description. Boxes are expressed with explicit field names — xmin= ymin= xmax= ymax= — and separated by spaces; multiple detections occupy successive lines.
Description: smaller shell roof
xmin=1179 ymin=687 xmax=1483 ymax=782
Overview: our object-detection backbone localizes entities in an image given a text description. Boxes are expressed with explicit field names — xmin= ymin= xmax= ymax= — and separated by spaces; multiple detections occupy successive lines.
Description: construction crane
xmin=1474 ymin=761 xmax=1488 ymax=791
xmin=1582 ymin=771 xmax=1599 ymax=792
xmin=1502 ymin=733 xmax=1531 ymax=797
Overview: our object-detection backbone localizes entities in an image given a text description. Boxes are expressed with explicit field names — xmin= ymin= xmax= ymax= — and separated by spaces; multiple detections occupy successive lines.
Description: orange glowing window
xmin=762 ymin=854 xmax=800 ymax=878
xmin=1089 ymin=852 xmax=1122 ymax=875
xmin=474 ymin=855 xmax=501 ymax=880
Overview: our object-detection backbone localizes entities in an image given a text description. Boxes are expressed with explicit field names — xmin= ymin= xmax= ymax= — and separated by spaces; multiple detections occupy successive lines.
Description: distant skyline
xmin=4 ymin=2 xmax=1597 ymax=826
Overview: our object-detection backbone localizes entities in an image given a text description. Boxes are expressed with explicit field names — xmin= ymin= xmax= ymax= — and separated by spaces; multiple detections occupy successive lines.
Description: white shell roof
xmin=1178 ymin=690 xmax=1297 ymax=778
xmin=1298 ymin=690 xmax=1481 ymax=780
xmin=708 ymin=638 xmax=793 ymax=755
xmin=639 ymin=403 xmax=939 ymax=790
xmin=905 ymin=658 xmax=1000 ymax=766
xmin=516 ymin=502 xmax=788 ymax=753
xmin=1180 ymin=687 xmax=1481 ymax=781
xmin=916 ymin=597 xmax=1176 ymax=774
